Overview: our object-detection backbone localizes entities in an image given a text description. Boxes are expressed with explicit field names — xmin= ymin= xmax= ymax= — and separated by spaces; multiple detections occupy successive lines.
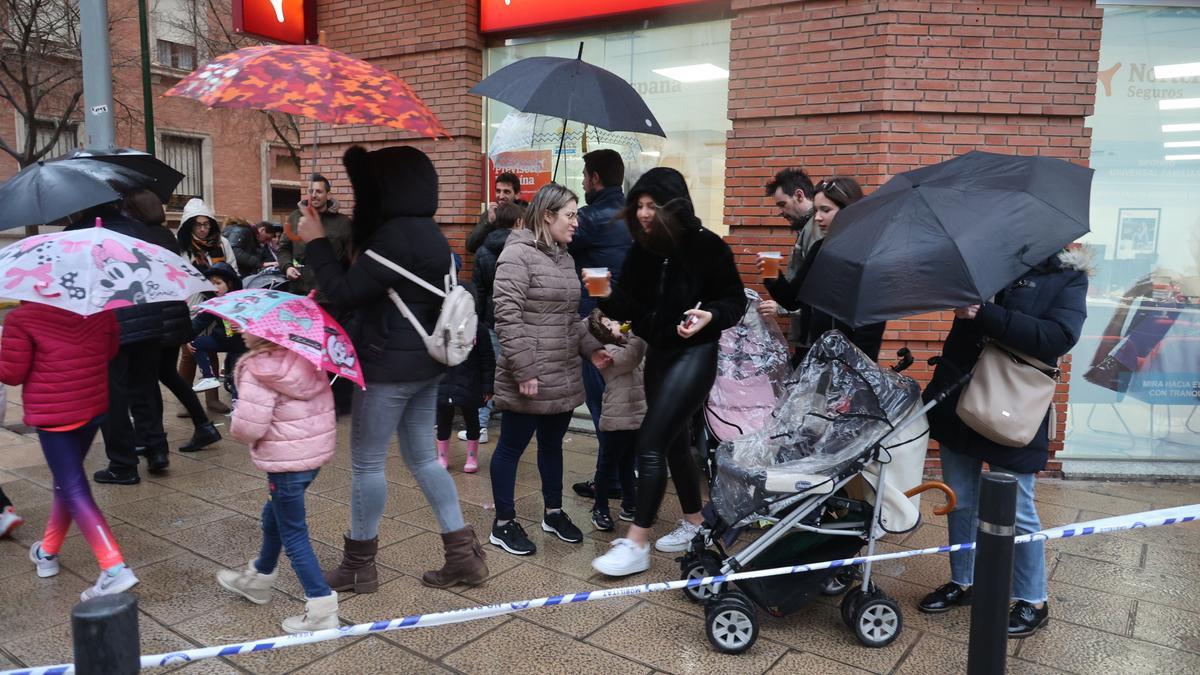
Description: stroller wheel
xmin=839 ymin=583 xmax=875 ymax=629
xmin=705 ymin=594 xmax=759 ymax=654
xmin=852 ymin=595 xmax=903 ymax=648
xmin=681 ymin=551 xmax=724 ymax=604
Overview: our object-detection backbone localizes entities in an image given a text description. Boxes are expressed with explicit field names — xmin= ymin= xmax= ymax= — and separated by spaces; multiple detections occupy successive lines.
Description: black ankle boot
xmin=180 ymin=422 xmax=221 ymax=452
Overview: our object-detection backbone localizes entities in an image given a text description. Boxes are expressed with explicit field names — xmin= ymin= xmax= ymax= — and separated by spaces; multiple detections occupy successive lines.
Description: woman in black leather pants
xmin=590 ymin=168 xmax=746 ymax=577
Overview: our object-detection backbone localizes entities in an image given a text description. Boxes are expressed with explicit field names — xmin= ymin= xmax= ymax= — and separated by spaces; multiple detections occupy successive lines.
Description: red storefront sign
xmin=233 ymin=0 xmax=317 ymax=45
xmin=489 ymin=150 xmax=555 ymax=201
xmin=480 ymin=0 xmax=712 ymax=34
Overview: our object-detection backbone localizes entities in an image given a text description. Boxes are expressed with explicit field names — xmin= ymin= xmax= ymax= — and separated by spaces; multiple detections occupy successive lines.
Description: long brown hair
xmin=623 ymin=194 xmax=685 ymax=257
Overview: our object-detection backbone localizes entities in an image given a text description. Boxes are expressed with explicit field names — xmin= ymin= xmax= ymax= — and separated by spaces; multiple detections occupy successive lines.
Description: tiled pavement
xmin=1 ymin=392 xmax=1199 ymax=674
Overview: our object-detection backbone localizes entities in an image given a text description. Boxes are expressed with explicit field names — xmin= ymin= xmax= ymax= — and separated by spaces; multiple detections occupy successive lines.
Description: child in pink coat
xmin=216 ymin=333 xmax=338 ymax=634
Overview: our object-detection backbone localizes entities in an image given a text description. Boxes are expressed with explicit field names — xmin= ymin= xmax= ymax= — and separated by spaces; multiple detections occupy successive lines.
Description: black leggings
xmin=159 ymin=346 xmax=210 ymax=427
xmin=437 ymin=400 xmax=482 ymax=441
xmin=634 ymin=341 xmax=718 ymax=529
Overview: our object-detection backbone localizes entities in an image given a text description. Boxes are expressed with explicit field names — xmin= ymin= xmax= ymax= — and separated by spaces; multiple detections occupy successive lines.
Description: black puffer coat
xmin=599 ymin=168 xmax=746 ymax=350
xmin=437 ymin=284 xmax=495 ymax=407
xmin=138 ymin=223 xmax=192 ymax=348
xmin=925 ymin=249 xmax=1090 ymax=474
xmin=471 ymin=226 xmax=512 ymax=329
xmin=68 ymin=214 xmax=163 ymax=345
xmin=307 ymin=145 xmax=451 ymax=384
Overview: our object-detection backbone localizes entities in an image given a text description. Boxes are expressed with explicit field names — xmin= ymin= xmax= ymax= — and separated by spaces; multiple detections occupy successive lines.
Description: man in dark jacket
xmin=282 ymin=174 xmax=352 ymax=296
xmin=759 ymin=168 xmax=818 ymax=366
xmin=566 ymin=150 xmax=634 ymax=502
xmin=465 ymin=172 xmax=524 ymax=254
xmin=918 ymin=248 xmax=1090 ymax=639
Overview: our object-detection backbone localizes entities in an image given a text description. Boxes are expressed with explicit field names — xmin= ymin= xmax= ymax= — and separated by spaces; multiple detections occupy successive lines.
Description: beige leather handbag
xmin=956 ymin=340 xmax=1060 ymax=447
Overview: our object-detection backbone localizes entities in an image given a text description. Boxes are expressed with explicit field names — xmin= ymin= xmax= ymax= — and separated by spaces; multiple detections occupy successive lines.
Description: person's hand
xmin=261 ymin=261 xmax=278 ymax=269
xmin=755 ymin=257 xmax=780 ymax=279
xmin=487 ymin=202 xmax=498 ymax=224
xmin=297 ymin=204 xmax=326 ymax=243
xmin=519 ymin=378 xmax=538 ymax=397
xmin=591 ymin=349 xmax=613 ymax=370
xmin=954 ymin=304 xmax=981 ymax=320
xmin=758 ymin=300 xmax=780 ymax=319
xmin=483 ymin=393 xmax=493 ymax=403
xmin=185 ymin=342 xmax=197 ymax=354
xmin=677 ymin=308 xmax=713 ymax=339
xmin=285 ymin=267 xmax=302 ymax=281
xmin=579 ymin=270 xmax=613 ymax=298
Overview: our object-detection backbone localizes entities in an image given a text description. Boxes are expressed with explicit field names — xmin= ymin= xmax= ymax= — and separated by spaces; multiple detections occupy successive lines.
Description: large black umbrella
xmin=797 ymin=151 xmax=1093 ymax=327
xmin=0 ymin=158 xmax=153 ymax=231
xmin=470 ymin=44 xmax=666 ymax=178
xmin=60 ymin=147 xmax=184 ymax=203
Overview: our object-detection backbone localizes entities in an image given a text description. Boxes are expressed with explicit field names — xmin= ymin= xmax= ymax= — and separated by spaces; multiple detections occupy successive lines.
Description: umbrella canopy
xmin=197 ymin=289 xmax=364 ymax=387
xmin=0 ymin=221 xmax=213 ymax=314
xmin=0 ymin=159 xmax=163 ymax=232
xmin=60 ymin=148 xmax=185 ymax=203
xmin=164 ymin=44 xmax=448 ymax=137
xmin=798 ymin=151 xmax=1094 ymax=327
xmin=471 ymin=52 xmax=666 ymax=137
xmin=489 ymin=111 xmax=664 ymax=182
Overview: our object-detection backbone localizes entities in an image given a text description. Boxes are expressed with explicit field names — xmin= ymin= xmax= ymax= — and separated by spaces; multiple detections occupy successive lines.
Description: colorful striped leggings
xmin=38 ymin=419 xmax=124 ymax=570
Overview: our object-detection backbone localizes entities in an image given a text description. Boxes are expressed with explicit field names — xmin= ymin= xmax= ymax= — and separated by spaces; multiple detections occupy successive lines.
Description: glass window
xmin=161 ymin=134 xmax=204 ymax=208
xmin=32 ymin=119 xmax=78 ymax=159
xmin=1064 ymin=5 xmax=1200 ymax=464
xmin=156 ymin=38 xmax=196 ymax=71
xmin=484 ymin=19 xmax=732 ymax=234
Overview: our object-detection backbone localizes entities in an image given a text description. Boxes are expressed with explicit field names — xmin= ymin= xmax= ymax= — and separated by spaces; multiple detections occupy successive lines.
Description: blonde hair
xmin=234 ymin=333 xmax=282 ymax=382
xmin=524 ymin=183 xmax=577 ymax=250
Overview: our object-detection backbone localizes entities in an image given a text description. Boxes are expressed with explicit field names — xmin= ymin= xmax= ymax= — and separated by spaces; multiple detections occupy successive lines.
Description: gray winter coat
xmin=599 ymin=334 xmax=647 ymax=432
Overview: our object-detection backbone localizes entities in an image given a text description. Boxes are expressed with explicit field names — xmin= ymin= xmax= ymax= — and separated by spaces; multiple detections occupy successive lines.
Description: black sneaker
xmin=618 ymin=506 xmax=636 ymax=522
xmin=1007 ymin=600 xmax=1049 ymax=638
xmin=591 ymin=509 xmax=614 ymax=532
xmin=542 ymin=510 xmax=584 ymax=543
xmin=93 ymin=467 xmax=140 ymax=485
xmin=489 ymin=520 xmax=536 ymax=556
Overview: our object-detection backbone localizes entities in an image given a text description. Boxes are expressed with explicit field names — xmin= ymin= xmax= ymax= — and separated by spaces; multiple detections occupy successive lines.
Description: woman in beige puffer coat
xmin=488 ymin=184 xmax=605 ymax=557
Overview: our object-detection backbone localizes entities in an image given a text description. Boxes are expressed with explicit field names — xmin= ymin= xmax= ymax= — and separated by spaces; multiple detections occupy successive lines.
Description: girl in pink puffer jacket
xmin=216 ymin=334 xmax=339 ymax=634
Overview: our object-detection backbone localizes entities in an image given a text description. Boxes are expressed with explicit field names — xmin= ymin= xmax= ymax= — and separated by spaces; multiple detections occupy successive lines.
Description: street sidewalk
xmin=0 ymin=387 xmax=1198 ymax=674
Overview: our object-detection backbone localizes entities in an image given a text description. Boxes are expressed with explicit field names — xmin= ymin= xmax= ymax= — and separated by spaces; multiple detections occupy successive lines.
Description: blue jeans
xmin=477 ymin=329 xmax=501 ymax=428
xmin=940 ymin=447 xmax=1047 ymax=604
xmin=256 ymin=469 xmax=330 ymax=599
xmin=489 ymin=410 xmax=572 ymax=521
xmin=350 ymin=377 xmax=466 ymax=538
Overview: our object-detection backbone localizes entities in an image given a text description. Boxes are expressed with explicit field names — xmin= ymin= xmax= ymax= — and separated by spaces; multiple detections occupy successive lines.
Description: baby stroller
xmin=242 ymin=268 xmax=289 ymax=291
xmin=697 ymin=289 xmax=792 ymax=478
xmin=679 ymin=331 xmax=955 ymax=653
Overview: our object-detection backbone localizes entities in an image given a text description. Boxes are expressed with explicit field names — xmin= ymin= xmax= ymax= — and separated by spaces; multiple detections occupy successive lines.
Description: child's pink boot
xmin=437 ymin=440 xmax=451 ymax=470
xmin=464 ymin=440 xmax=480 ymax=473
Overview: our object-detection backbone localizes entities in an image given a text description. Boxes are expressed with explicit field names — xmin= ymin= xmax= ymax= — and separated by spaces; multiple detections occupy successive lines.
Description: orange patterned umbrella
xmin=164 ymin=44 xmax=448 ymax=137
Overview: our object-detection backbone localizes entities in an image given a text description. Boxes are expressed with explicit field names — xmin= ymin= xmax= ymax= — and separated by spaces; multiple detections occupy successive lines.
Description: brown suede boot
xmin=324 ymin=536 xmax=379 ymax=593
xmin=421 ymin=526 xmax=489 ymax=588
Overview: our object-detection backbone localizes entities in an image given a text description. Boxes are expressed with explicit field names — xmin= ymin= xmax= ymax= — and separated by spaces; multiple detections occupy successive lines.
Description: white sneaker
xmin=29 ymin=541 xmax=59 ymax=578
xmin=591 ymin=538 xmax=651 ymax=577
xmin=655 ymin=520 xmax=701 ymax=553
xmin=0 ymin=506 xmax=24 ymax=538
xmin=192 ymin=377 xmax=221 ymax=392
xmin=459 ymin=428 xmax=488 ymax=444
xmin=81 ymin=565 xmax=139 ymax=601
xmin=217 ymin=560 xmax=277 ymax=605
xmin=282 ymin=591 xmax=339 ymax=633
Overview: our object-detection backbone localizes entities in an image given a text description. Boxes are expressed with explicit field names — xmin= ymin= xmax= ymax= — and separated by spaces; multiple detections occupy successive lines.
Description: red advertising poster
xmin=489 ymin=150 xmax=555 ymax=201
xmin=480 ymin=0 xmax=712 ymax=34
xmin=233 ymin=0 xmax=317 ymax=45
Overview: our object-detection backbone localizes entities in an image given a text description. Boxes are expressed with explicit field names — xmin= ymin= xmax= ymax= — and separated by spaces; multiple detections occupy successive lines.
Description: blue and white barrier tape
xmin=5 ymin=504 xmax=1196 ymax=675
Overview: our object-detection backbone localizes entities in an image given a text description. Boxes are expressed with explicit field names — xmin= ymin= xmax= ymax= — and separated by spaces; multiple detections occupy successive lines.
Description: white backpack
xmin=363 ymin=249 xmax=478 ymax=367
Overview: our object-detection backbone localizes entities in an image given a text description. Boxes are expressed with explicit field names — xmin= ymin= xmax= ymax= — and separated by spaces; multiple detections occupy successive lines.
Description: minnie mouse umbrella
xmin=0 ymin=219 xmax=213 ymax=315
xmin=196 ymin=288 xmax=364 ymax=388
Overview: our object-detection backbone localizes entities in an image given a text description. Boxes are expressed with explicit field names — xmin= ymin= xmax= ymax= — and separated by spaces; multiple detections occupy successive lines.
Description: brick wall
xmin=725 ymin=0 xmax=1103 ymax=475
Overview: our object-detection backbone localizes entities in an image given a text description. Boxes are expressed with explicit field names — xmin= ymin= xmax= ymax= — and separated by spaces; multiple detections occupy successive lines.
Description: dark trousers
xmin=102 ymin=341 xmax=165 ymax=469
xmin=594 ymin=429 xmax=637 ymax=514
xmin=437 ymin=400 xmax=482 ymax=441
xmin=633 ymin=342 xmax=718 ymax=529
xmin=581 ymin=357 xmax=618 ymax=487
xmin=489 ymin=410 xmax=572 ymax=521
xmin=159 ymin=346 xmax=209 ymax=426
xmin=255 ymin=469 xmax=330 ymax=598
xmin=0 ymin=485 xmax=10 ymax=510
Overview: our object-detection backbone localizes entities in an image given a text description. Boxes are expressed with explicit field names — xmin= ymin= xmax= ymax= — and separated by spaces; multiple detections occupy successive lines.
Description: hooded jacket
xmin=599 ymin=334 xmax=647 ymax=432
xmin=471 ymin=226 xmax=513 ymax=329
xmin=0 ymin=303 xmax=118 ymax=427
xmin=570 ymin=184 xmax=632 ymax=316
xmin=176 ymin=199 xmax=236 ymax=272
xmin=925 ymin=249 xmax=1091 ymax=474
xmin=492 ymin=228 xmax=603 ymax=415
xmin=190 ymin=263 xmax=248 ymax=353
xmin=231 ymin=347 xmax=335 ymax=473
xmin=598 ymin=168 xmax=747 ymax=351
xmin=306 ymin=146 xmax=451 ymax=384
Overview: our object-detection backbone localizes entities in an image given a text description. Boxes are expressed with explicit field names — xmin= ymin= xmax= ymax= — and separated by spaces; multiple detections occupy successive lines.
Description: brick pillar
xmin=313 ymin=0 xmax=483 ymax=251
xmin=725 ymin=0 xmax=1104 ymax=474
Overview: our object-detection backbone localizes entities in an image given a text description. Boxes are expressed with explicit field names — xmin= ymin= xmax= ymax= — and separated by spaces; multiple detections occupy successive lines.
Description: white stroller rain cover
xmin=712 ymin=331 xmax=924 ymax=526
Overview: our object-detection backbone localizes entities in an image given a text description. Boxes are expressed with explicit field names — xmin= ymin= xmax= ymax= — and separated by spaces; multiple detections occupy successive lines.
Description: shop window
xmin=484 ymin=19 xmax=733 ymax=234
xmin=161 ymin=134 xmax=204 ymax=209
xmin=1064 ymin=4 xmax=1200 ymax=465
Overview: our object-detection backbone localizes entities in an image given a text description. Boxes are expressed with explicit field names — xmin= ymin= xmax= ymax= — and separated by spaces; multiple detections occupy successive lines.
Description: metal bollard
xmin=72 ymin=593 xmax=140 ymax=674
xmin=967 ymin=472 xmax=1018 ymax=675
